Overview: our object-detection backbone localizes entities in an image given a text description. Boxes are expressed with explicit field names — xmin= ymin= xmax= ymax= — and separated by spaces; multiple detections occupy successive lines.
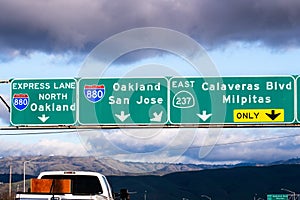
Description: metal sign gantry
xmin=2 ymin=75 xmax=300 ymax=129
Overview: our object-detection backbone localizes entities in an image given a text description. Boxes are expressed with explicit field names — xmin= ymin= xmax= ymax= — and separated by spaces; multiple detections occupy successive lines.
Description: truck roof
xmin=37 ymin=171 xmax=106 ymax=178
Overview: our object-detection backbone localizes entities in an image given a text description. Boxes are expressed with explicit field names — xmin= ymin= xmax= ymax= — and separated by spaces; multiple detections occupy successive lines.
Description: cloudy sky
xmin=1 ymin=0 xmax=300 ymax=165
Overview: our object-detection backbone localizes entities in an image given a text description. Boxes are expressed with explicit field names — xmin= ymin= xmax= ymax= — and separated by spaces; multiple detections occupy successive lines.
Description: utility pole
xmin=23 ymin=160 xmax=33 ymax=192
xmin=9 ymin=165 xmax=12 ymax=199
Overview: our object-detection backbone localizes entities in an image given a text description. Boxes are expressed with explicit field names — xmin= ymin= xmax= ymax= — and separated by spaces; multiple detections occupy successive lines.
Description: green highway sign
xmin=10 ymin=78 xmax=76 ymax=125
xmin=170 ymin=76 xmax=295 ymax=124
xmin=267 ymin=194 xmax=288 ymax=200
xmin=78 ymin=78 xmax=168 ymax=125
xmin=9 ymin=76 xmax=298 ymax=126
xmin=297 ymin=76 xmax=300 ymax=123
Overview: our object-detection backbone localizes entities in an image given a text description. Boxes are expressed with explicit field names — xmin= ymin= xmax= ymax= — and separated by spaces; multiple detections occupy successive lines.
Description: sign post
xmin=169 ymin=76 xmax=295 ymax=124
xmin=78 ymin=78 xmax=168 ymax=125
xmin=10 ymin=78 xmax=77 ymax=125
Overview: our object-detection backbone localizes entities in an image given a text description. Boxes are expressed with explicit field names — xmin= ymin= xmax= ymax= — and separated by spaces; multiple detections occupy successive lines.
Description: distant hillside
xmin=108 ymin=164 xmax=300 ymax=200
xmin=1 ymin=164 xmax=299 ymax=200
xmin=1 ymin=156 xmax=300 ymax=200
xmin=0 ymin=155 xmax=232 ymax=178
xmin=1 ymin=156 xmax=300 ymax=178
xmin=270 ymin=157 xmax=300 ymax=165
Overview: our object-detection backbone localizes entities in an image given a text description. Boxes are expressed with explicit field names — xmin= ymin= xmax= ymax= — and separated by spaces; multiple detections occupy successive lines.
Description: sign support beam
xmin=2 ymin=124 xmax=300 ymax=131
xmin=7 ymin=76 xmax=299 ymax=127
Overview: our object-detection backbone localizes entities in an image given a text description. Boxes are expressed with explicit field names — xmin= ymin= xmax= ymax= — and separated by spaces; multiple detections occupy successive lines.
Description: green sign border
xmin=297 ymin=76 xmax=300 ymax=123
xmin=10 ymin=78 xmax=77 ymax=126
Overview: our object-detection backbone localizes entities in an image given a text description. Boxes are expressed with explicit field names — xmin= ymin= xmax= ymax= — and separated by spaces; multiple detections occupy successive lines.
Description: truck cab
xmin=16 ymin=171 xmax=115 ymax=200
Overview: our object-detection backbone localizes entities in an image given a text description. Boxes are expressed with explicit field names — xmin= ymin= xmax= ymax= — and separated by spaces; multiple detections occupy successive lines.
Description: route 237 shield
xmin=84 ymin=84 xmax=105 ymax=103
xmin=13 ymin=94 xmax=29 ymax=111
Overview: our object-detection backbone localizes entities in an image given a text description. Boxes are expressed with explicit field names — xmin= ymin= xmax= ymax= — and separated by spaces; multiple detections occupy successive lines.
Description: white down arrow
xmin=38 ymin=114 xmax=50 ymax=123
xmin=196 ymin=110 xmax=212 ymax=122
xmin=115 ymin=111 xmax=130 ymax=122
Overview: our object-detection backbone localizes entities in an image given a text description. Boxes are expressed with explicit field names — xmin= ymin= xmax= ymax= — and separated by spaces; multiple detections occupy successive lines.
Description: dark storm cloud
xmin=0 ymin=0 xmax=300 ymax=58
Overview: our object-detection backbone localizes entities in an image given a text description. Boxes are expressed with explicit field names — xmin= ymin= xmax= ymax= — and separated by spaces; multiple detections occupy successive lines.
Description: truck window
xmin=41 ymin=175 xmax=103 ymax=195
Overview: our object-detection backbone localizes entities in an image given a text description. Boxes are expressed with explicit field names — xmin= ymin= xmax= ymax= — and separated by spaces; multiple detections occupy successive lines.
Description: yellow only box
xmin=233 ymin=109 xmax=284 ymax=122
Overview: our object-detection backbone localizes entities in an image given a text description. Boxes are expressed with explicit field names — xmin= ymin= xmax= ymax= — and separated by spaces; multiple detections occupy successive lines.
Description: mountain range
xmin=0 ymin=155 xmax=237 ymax=177
xmin=0 ymin=156 xmax=300 ymax=200
xmin=1 ymin=156 xmax=300 ymax=177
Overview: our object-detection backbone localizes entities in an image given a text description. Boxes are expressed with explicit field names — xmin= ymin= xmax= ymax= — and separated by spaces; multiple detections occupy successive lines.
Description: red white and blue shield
xmin=84 ymin=84 xmax=105 ymax=103
xmin=13 ymin=94 xmax=29 ymax=111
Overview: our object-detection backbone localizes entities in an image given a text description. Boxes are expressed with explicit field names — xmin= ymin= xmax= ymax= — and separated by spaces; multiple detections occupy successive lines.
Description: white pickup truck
xmin=16 ymin=171 xmax=128 ymax=200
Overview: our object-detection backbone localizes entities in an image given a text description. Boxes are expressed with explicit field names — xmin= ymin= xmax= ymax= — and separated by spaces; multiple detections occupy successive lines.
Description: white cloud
xmin=0 ymin=137 xmax=88 ymax=157
xmin=1 ymin=52 xmax=80 ymax=80
xmin=76 ymin=128 xmax=300 ymax=164
xmin=187 ymin=128 xmax=300 ymax=163
xmin=0 ymin=128 xmax=299 ymax=164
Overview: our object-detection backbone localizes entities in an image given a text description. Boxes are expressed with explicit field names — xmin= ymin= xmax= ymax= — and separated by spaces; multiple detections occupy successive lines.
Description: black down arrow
xmin=265 ymin=110 xmax=281 ymax=120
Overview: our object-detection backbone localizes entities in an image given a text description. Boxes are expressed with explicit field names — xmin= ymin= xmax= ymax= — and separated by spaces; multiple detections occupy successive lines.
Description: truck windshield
xmin=41 ymin=175 xmax=103 ymax=195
